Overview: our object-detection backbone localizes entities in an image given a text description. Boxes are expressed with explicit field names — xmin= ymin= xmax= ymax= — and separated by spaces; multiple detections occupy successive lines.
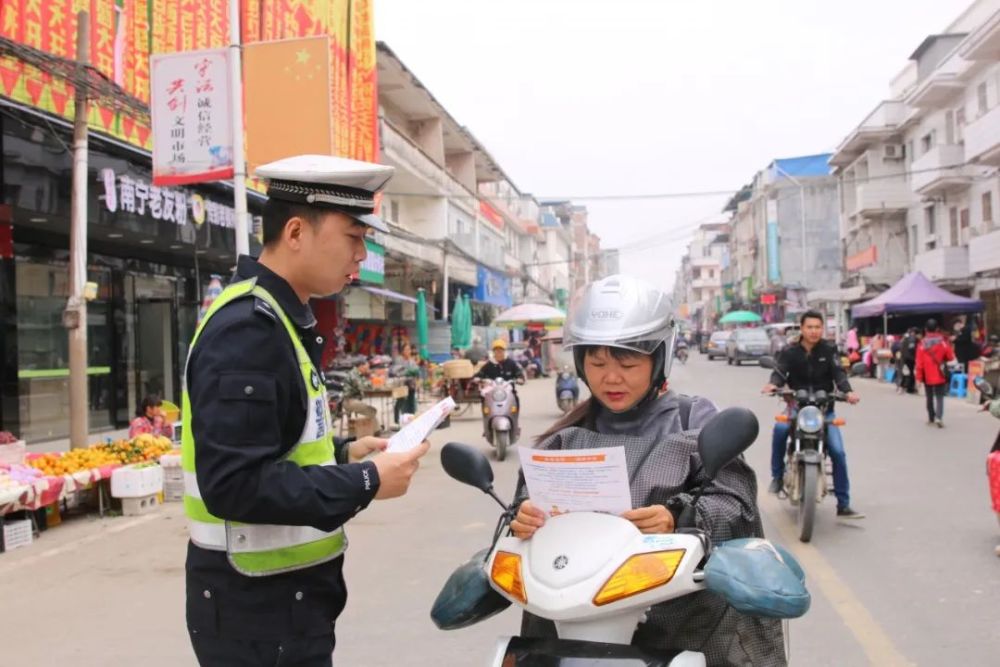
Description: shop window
xmin=16 ymin=262 xmax=113 ymax=441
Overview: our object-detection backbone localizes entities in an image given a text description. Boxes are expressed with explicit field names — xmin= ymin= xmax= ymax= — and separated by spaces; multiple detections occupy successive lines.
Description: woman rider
xmin=510 ymin=274 xmax=785 ymax=666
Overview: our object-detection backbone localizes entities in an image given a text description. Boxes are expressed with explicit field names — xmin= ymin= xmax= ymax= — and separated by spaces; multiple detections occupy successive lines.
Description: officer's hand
xmin=348 ymin=436 xmax=388 ymax=463
xmin=761 ymin=383 xmax=778 ymax=395
xmin=510 ymin=500 xmax=546 ymax=540
xmin=371 ymin=440 xmax=430 ymax=500
xmin=622 ymin=504 xmax=674 ymax=534
xmin=846 ymin=392 xmax=861 ymax=405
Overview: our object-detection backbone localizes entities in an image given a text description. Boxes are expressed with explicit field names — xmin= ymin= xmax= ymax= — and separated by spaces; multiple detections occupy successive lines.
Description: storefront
xmin=470 ymin=264 xmax=512 ymax=324
xmin=0 ymin=104 xmax=262 ymax=442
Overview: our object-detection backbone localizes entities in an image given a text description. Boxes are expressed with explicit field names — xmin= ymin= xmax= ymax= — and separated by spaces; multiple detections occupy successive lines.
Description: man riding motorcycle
xmin=762 ymin=310 xmax=864 ymax=519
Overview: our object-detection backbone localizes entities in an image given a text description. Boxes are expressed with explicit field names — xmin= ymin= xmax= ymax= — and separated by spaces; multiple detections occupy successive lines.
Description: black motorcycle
xmin=761 ymin=356 xmax=848 ymax=542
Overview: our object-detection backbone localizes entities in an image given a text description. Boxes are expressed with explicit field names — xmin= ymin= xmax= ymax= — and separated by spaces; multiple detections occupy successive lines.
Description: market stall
xmin=1 ymin=433 xmax=176 ymax=554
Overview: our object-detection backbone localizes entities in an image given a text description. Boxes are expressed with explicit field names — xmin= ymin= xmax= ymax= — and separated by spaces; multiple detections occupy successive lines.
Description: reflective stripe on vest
xmin=181 ymin=278 xmax=347 ymax=577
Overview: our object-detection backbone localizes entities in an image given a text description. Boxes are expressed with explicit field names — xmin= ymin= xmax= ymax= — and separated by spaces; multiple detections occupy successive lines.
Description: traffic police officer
xmin=183 ymin=154 xmax=430 ymax=666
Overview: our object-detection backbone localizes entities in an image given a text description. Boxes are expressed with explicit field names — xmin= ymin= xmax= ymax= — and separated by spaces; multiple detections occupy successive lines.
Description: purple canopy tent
xmin=851 ymin=271 xmax=983 ymax=335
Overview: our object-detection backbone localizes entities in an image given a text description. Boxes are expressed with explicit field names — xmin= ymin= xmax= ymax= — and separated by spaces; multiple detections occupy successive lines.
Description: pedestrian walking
xmin=916 ymin=319 xmax=956 ymax=428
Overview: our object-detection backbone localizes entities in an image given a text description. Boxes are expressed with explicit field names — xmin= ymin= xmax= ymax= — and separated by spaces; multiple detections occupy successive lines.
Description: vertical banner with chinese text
xmin=151 ymin=48 xmax=234 ymax=185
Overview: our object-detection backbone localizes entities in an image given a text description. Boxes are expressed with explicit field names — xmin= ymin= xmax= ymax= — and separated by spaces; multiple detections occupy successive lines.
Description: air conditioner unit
xmin=882 ymin=144 xmax=905 ymax=160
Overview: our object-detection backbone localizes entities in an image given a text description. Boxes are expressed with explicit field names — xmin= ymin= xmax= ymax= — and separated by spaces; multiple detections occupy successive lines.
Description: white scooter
xmin=479 ymin=377 xmax=521 ymax=461
xmin=439 ymin=408 xmax=799 ymax=665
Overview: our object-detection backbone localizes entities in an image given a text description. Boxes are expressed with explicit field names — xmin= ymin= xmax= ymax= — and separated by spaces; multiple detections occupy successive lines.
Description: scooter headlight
xmin=593 ymin=550 xmax=686 ymax=606
xmin=491 ymin=551 xmax=527 ymax=604
xmin=492 ymin=388 xmax=508 ymax=402
xmin=796 ymin=406 xmax=824 ymax=434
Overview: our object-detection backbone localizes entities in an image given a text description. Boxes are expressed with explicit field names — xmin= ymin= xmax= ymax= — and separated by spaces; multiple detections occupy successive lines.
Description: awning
xmin=361 ymin=286 xmax=418 ymax=304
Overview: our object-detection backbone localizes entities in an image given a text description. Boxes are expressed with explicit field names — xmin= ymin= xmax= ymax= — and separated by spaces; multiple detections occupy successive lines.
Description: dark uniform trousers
xmin=190 ymin=632 xmax=334 ymax=667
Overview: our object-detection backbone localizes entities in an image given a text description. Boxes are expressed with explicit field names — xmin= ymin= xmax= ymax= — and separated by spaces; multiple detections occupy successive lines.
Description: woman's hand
xmin=510 ymin=500 xmax=546 ymax=539
xmin=348 ymin=436 xmax=390 ymax=462
xmin=622 ymin=505 xmax=675 ymax=534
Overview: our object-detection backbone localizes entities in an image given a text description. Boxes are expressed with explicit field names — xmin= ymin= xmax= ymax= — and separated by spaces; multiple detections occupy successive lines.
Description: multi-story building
xmin=672 ymin=217 xmax=730 ymax=329
xmin=723 ymin=155 xmax=841 ymax=321
xmin=827 ymin=0 xmax=1000 ymax=330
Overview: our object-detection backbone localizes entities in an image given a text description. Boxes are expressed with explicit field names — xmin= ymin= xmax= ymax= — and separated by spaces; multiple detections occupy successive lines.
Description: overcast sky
xmin=375 ymin=0 xmax=972 ymax=291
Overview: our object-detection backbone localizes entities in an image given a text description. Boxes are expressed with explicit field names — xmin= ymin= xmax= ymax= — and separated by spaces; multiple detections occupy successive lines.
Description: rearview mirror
xmin=759 ymin=356 xmax=777 ymax=370
xmin=441 ymin=443 xmax=495 ymax=493
xmin=974 ymin=376 xmax=994 ymax=399
xmin=697 ymin=407 xmax=759 ymax=480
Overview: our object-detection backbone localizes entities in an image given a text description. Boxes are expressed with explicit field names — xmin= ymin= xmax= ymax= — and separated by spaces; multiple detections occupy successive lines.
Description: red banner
xmin=480 ymin=200 xmax=505 ymax=230
xmin=846 ymin=246 xmax=878 ymax=272
xmin=1 ymin=0 xmax=377 ymax=162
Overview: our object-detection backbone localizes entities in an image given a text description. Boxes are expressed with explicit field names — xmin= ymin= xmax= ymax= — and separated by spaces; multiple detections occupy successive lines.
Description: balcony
xmin=381 ymin=119 xmax=477 ymax=211
xmin=690 ymin=256 xmax=721 ymax=268
xmin=906 ymin=51 xmax=970 ymax=109
xmin=965 ymin=103 xmax=1000 ymax=166
xmin=911 ymin=144 xmax=974 ymax=195
xmin=691 ymin=277 xmax=721 ymax=289
xmin=970 ymin=228 xmax=1000 ymax=273
xmin=914 ymin=246 xmax=970 ymax=282
xmin=852 ymin=180 xmax=911 ymax=217
xmin=960 ymin=9 xmax=1000 ymax=61
xmin=831 ymin=101 xmax=908 ymax=167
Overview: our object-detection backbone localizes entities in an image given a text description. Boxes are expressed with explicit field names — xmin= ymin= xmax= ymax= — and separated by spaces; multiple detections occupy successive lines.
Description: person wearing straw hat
xmin=182 ymin=155 xmax=430 ymax=666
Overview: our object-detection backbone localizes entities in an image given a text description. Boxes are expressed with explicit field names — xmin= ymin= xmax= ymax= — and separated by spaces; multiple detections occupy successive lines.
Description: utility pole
xmin=229 ymin=0 xmax=249 ymax=256
xmin=66 ymin=12 xmax=90 ymax=449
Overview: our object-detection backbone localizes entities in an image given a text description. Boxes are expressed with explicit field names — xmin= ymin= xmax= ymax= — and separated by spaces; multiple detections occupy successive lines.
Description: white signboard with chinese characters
xmin=151 ymin=48 xmax=233 ymax=186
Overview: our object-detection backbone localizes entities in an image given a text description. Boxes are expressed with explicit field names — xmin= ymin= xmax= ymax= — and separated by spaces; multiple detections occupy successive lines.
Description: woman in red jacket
xmin=916 ymin=319 xmax=956 ymax=427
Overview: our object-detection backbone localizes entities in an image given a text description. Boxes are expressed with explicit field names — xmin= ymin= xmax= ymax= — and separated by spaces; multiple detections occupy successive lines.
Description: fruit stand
xmin=1 ymin=433 xmax=176 ymax=553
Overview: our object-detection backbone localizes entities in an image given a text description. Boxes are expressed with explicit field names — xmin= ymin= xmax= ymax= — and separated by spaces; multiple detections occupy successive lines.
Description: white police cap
xmin=254 ymin=154 xmax=395 ymax=233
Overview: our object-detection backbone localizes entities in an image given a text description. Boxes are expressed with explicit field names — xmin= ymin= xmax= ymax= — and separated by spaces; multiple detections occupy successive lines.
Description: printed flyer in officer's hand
xmin=386 ymin=397 xmax=456 ymax=453
xmin=517 ymin=447 xmax=631 ymax=517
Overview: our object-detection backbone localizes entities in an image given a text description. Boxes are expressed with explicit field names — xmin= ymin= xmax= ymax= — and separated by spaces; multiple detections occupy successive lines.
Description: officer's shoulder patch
xmin=252 ymin=297 xmax=278 ymax=322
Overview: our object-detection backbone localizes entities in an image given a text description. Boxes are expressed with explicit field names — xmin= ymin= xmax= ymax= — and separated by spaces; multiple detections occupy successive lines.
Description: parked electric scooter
xmin=435 ymin=408 xmax=810 ymax=665
xmin=555 ymin=367 xmax=579 ymax=414
xmin=479 ymin=378 xmax=521 ymax=461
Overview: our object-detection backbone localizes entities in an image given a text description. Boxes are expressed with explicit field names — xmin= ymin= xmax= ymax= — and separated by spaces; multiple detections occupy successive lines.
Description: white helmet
xmin=563 ymin=274 xmax=677 ymax=387
xmin=564 ymin=274 xmax=675 ymax=354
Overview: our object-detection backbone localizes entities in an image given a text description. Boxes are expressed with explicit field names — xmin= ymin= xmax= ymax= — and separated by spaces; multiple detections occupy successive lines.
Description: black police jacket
xmin=185 ymin=256 xmax=380 ymax=640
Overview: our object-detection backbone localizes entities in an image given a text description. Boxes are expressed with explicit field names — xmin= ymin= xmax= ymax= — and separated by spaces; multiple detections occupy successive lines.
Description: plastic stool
xmin=884 ymin=367 xmax=896 ymax=383
xmin=949 ymin=373 xmax=968 ymax=398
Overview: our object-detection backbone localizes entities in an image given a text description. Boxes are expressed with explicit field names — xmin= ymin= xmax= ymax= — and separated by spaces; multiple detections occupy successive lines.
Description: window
xmin=984 ymin=191 xmax=994 ymax=229
xmin=956 ymin=107 xmax=966 ymax=142
xmin=907 ymin=140 xmax=915 ymax=164
xmin=910 ymin=224 xmax=919 ymax=258
xmin=950 ymin=208 xmax=959 ymax=246
xmin=961 ymin=208 xmax=971 ymax=238
xmin=925 ymin=205 xmax=936 ymax=235
xmin=390 ymin=200 xmax=400 ymax=223
xmin=945 ymin=110 xmax=955 ymax=145
xmin=979 ymin=82 xmax=989 ymax=116
xmin=921 ymin=131 xmax=935 ymax=154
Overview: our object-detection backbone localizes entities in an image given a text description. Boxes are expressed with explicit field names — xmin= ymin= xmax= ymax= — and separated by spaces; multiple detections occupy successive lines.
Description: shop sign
xmin=101 ymin=168 xmax=251 ymax=231
xmin=760 ymin=293 xmax=777 ymax=305
xmin=359 ymin=239 xmax=385 ymax=285
xmin=474 ymin=265 xmax=513 ymax=308
xmin=151 ymin=48 xmax=234 ymax=186
xmin=846 ymin=246 xmax=878 ymax=272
